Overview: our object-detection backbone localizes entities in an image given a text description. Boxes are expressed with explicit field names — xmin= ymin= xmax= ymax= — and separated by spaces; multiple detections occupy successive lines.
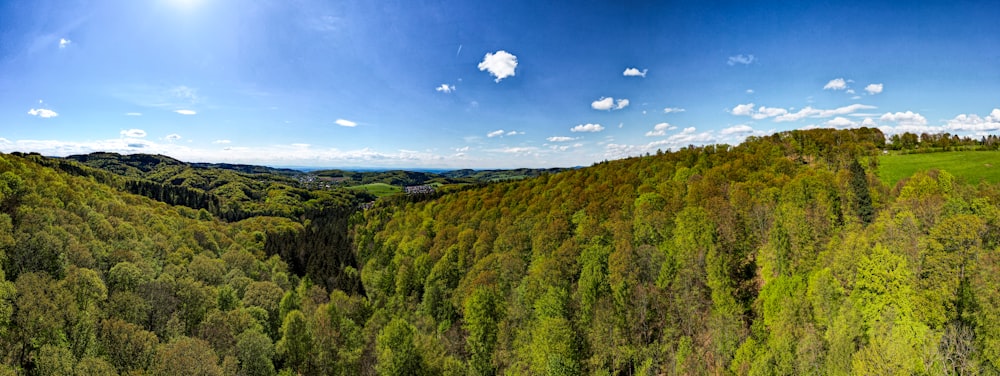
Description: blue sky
xmin=2 ymin=0 xmax=999 ymax=168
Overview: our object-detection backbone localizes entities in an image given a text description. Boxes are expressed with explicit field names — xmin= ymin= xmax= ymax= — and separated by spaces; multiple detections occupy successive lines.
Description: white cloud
xmin=746 ymin=89 xmax=754 ymax=94
xmin=120 ymin=129 xmax=147 ymax=138
xmin=335 ymin=119 xmax=357 ymax=127
xmin=825 ymin=117 xmax=857 ymax=128
xmin=506 ymin=130 xmax=524 ymax=136
xmin=213 ymin=140 xmax=231 ymax=144
xmin=478 ymin=50 xmax=518 ymax=83
xmin=59 ymin=38 xmax=71 ymax=48
xmin=775 ymin=104 xmax=877 ymax=122
xmin=496 ymin=147 xmax=537 ymax=154
xmin=645 ymin=122 xmax=673 ymax=137
xmin=607 ymin=127 xmax=715 ymax=159
xmin=880 ymin=111 xmax=927 ymax=127
xmin=720 ymin=124 xmax=754 ymax=135
xmin=435 ymin=84 xmax=455 ymax=93
xmin=165 ymin=134 xmax=182 ymax=141
xmin=487 ymin=130 xmax=505 ymax=138
xmin=663 ymin=107 xmax=686 ymax=114
xmin=571 ymin=123 xmax=605 ymax=133
xmin=945 ymin=108 xmax=1000 ymax=132
xmin=27 ymin=108 xmax=58 ymax=118
xmin=732 ymin=103 xmax=876 ymax=122
xmin=865 ymin=83 xmax=883 ymax=95
xmin=592 ymin=97 xmax=614 ymax=110
xmin=727 ymin=54 xmax=755 ymax=66
xmin=615 ymin=98 xmax=629 ymax=110
xmin=824 ymin=78 xmax=848 ymax=90
xmin=125 ymin=112 xmax=142 ymax=116
xmin=174 ymin=109 xmax=197 ymax=115
xmin=752 ymin=106 xmax=789 ymax=120
xmin=861 ymin=118 xmax=877 ymax=127
xmin=592 ymin=97 xmax=629 ymax=111
xmin=547 ymin=136 xmax=576 ymax=142
xmin=731 ymin=103 xmax=755 ymax=116
xmin=846 ymin=89 xmax=856 ymax=94
xmin=623 ymin=67 xmax=648 ymax=77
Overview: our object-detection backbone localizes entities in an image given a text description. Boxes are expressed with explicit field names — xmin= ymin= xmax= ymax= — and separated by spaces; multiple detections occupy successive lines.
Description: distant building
xmin=404 ymin=185 xmax=435 ymax=195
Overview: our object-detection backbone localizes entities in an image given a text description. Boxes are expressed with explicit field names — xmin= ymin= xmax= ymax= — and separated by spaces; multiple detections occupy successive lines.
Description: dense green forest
xmin=2 ymin=128 xmax=1000 ymax=374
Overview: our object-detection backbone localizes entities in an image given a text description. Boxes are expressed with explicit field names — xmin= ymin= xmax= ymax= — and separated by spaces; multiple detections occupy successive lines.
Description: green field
xmin=346 ymin=182 xmax=401 ymax=197
xmin=878 ymin=150 xmax=1000 ymax=187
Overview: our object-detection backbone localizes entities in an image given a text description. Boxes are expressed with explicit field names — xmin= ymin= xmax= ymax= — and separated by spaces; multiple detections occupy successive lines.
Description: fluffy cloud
xmin=165 ymin=134 xmax=182 ymax=141
xmin=592 ymin=97 xmax=614 ymax=110
xmin=547 ymin=136 xmax=576 ymax=142
xmin=727 ymin=54 xmax=755 ymax=66
xmin=125 ymin=112 xmax=142 ymax=116
xmin=571 ymin=123 xmax=605 ymax=133
xmin=623 ymin=67 xmax=648 ymax=77
xmin=746 ymin=89 xmax=754 ymax=94
xmin=506 ymin=130 xmax=524 ymax=136
xmin=606 ymin=127 xmax=715 ymax=159
xmin=824 ymin=78 xmax=848 ymax=90
xmin=478 ymin=50 xmax=518 ymax=82
xmin=335 ymin=119 xmax=357 ymax=127
xmin=591 ymin=97 xmax=628 ymax=111
xmin=731 ymin=103 xmax=756 ymax=116
xmin=865 ymin=83 xmax=883 ymax=95
xmin=435 ymin=84 xmax=455 ymax=93
xmin=753 ymin=106 xmax=789 ymax=120
xmin=645 ymin=122 xmax=674 ymax=137
xmin=213 ymin=140 xmax=231 ymax=144
xmin=775 ymin=104 xmax=877 ymax=122
xmin=663 ymin=107 xmax=686 ymax=114
xmin=880 ymin=111 xmax=927 ymax=127
xmin=120 ymin=129 xmax=147 ymax=138
xmin=946 ymin=109 xmax=1000 ymax=132
xmin=732 ymin=103 xmax=876 ymax=122
xmin=59 ymin=38 xmax=71 ymax=48
xmin=825 ymin=117 xmax=857 ymax=128
xmin=487 ymin=130 xmax=505 ymax=138
xmin=720 ymin=124 xmax=754 ymax=135
xmin=174 ymin=109 xmax=197 ymax=115
xmin=27 ymin=108 xmax=58 ymax=118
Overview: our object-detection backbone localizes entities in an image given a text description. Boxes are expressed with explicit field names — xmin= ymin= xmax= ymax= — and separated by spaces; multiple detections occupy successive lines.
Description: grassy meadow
xmin=346 ymin=182 xmax=402 ymax=197
xmin=879 ymin=150 xmax=1000 ymax=187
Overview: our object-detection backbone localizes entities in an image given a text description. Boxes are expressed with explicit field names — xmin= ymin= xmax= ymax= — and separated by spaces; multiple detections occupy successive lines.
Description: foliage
xmin=5 ymin=128 xmax=1000 ymax=373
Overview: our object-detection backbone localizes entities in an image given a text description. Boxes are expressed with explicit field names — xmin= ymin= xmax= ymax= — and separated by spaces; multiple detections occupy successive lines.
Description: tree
xmin=275 ymin=310 xmax=312 ymax=374
xmin=99 ymin=318 xmax=158 ymax=374
xmin=376 ymin=318 xmax=422 ymax=376
xmin=153 ymin=336 xmax=223 ymax=376
xmin=528 ymin=287 xmax=579 ymax=376
xmin=236 ymin=329 xmax=276 ymax=376
xmin=464 ymin=287 xmax=501 ymax=375
xmin=849 ymin=159 xmax=874 ymax=225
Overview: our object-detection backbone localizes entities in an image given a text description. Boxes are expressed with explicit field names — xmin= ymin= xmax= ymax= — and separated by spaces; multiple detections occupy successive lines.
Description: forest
xmin=1 ymin=127 xmax=1000 ymax=375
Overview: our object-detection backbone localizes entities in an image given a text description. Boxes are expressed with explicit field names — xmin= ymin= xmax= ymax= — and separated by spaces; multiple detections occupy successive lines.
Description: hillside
xmin=354 ymin=127 xmax=1000 ymax=375
xmin=2 ymin=127 xmax=1000 ymax=374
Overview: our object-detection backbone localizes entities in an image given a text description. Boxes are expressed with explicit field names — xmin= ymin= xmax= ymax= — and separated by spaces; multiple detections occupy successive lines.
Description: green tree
xmin=275 ymin=310 xmax=312 ymax=374
xmin=464 ymin=287 xmax=501 ymax=375
xmin=236 ymin=329 xmax=276 ymax=376
xmin=153 ymin=336 xmax=223 ymax=376
xmin=376 ymin=318 xmax=422 ymax=376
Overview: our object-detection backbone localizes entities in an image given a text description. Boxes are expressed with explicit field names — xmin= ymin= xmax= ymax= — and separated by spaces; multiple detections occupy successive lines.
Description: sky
xmin=2 ymin=0 xmax=999 ymax=169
